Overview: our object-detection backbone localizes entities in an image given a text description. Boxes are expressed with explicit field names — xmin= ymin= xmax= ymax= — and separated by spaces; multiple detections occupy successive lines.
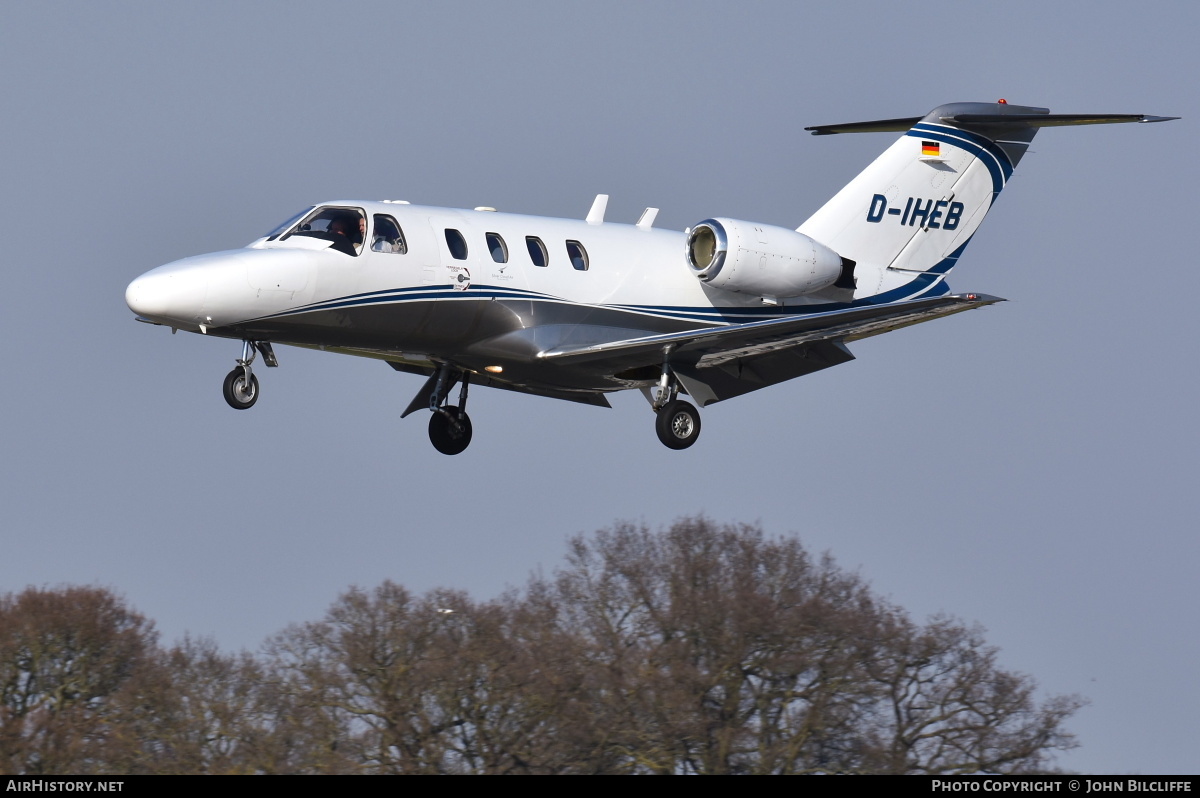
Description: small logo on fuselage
xmin=866 ymin=194 xmax=964 ymax=229
xmin=449 ymin=265 xmax=472 ymax=291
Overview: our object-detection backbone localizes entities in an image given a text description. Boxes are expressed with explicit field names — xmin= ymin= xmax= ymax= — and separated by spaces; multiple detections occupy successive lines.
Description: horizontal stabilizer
xmin=940 ymin=113 xmax=1179 ymax=127
xmin=807 ymin=109 xmax=1178 ymax=136
xmin=805 ymin=116 xmax=922 ymax=136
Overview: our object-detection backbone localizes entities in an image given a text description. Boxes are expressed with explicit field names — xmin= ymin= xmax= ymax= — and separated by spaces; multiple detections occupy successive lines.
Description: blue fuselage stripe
xmin=247 ymin=238 xmax=974 ymax=328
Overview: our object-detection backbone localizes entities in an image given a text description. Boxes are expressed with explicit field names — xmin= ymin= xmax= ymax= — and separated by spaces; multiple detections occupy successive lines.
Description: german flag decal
xmin=921 ymin=141 xmax=940 ymax=157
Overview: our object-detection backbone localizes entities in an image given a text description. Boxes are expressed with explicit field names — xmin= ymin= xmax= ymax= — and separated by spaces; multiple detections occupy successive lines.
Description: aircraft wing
xmin=538 ymin=293 xmax=1003 ymax=406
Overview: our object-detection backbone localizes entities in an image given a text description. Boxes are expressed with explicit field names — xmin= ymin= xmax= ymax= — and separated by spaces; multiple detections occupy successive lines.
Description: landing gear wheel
xmin=428 ymin=406 xmax=473 ymax=455
xmin=222 ymin=367 xmax=259 ymax=410
xmin=655 ymin=399 xmax=701 ymax=450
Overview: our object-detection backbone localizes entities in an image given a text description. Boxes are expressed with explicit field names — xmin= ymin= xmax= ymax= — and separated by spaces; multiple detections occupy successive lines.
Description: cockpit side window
xmin=372 ymin=215 xmax=407 ymax=254
xmin=281 ymin=206 xmax=366 ymax=256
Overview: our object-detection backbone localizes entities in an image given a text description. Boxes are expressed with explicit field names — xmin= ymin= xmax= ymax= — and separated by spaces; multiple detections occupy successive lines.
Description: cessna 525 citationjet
xmin=126 ymin=101 xmax=1175 ymax=454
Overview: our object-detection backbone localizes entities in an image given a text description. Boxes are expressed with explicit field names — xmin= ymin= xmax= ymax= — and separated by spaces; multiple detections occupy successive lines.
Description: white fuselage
xmin=127 ymin=200 xmax=943 ymax=328
xmin=125 ymin=199 xmax=950 ymax=393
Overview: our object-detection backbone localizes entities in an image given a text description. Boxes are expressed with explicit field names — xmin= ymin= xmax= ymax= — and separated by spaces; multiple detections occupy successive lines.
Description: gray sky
xmin=1 ymin=0 xmax=1195 ymax=774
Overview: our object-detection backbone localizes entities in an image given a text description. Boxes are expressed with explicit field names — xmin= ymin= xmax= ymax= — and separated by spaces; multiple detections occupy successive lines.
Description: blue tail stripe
xmin=910 ymin=122 xmax=1015 ymax=178
xmin=907 ymin=128 xmax=1007 ymax=196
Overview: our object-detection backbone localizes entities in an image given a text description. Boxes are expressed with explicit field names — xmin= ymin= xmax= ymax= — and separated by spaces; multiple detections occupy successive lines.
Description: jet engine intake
xmin=685 ymin=218 xmax=843 ymax=297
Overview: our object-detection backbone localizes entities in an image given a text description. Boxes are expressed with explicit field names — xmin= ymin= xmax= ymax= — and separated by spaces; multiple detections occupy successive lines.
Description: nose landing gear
xmin=222 ymin=367 xmax=259 ymax=409
xmin=221 ymin=341 xmax=276 ymax=410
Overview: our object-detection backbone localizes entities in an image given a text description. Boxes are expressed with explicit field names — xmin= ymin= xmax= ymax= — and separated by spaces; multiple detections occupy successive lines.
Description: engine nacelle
xmin=685 ymin=218 xmax=844 ymax=297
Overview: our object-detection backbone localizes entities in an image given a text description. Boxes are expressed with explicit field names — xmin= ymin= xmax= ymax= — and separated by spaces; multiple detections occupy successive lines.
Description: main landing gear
xmin=428 ymin=405 xmax=472 ymax=456
xmin=648 ymin=357 xmax=701 ymax=450
xmin=655 ymin=399 xmax=701 ymax=450
xmin=222 ymin=340 xmax=277 ymax=410
xmin=403 ymin=364 xmax=474 ymax=455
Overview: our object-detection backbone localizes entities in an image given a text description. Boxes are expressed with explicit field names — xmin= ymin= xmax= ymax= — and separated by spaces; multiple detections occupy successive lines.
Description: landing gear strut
xmin=649 ymin=350 xmax=701 ymax=450
xmin=426 ymin=365 xmax=473 ymax=455
xmin=222 ymin=340 xmax=276 ymax=410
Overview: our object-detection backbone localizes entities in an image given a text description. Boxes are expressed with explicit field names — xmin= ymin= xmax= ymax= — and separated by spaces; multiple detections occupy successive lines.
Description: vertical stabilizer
xmin=798 ymin=102 xmax=1045 ymax=285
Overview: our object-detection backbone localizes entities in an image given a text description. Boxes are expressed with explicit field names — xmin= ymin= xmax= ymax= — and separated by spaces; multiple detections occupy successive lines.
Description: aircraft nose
xmin=125 ymin=266 xmax=208 ymax=326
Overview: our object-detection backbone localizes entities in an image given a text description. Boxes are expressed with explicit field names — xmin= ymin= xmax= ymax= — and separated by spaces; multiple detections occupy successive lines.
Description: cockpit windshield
xmin=265 ymin=207 xmax=315 ymax=240
xmin=277 ymin=206 xmax=367 ymax=256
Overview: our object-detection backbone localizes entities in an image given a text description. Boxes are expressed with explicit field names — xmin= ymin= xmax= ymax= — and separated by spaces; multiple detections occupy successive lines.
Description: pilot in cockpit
xmin=371 ymin=214 xmax=406 ymax=253
xmin=327 ymin=214 xmax=363 ymax=256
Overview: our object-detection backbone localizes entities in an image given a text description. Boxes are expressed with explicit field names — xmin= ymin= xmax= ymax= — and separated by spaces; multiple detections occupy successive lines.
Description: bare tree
xmin=100 ymin=637 xmax=313 ymax=774
xmin=268 ymin=582 xmax=470 ymax=773
xmin=268 ymin=583 xmax=591 ymax=774
xmin=0 ymin=520 xmax=1082 ymax=774
xmin=538 ymin=518 xmax=1083 ymax=774
xmin=0 ymin=586 xmax=157 ymax=774
xmin=540 ymin=519 xmax=888 ymax=772
xmin=860 ymin=615 xmax=1084 ymax=774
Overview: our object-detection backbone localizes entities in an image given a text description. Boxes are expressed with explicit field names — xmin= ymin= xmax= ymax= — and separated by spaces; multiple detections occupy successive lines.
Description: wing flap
xmin=538 ymin=294 xmax=1003 ymax=406
xmin=539 ymin=294 xmax=1003 ymax=365
xmin=675 ymin=340 xmax=857 ymax=405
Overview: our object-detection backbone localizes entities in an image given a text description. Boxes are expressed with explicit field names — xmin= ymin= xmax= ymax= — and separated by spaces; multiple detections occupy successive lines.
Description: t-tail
xmin=797 ymin=101 xmax=1177 ymax=295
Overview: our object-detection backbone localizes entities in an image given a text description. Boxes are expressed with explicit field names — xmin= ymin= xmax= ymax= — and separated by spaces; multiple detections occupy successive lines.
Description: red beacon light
xmin=997 ymin=98 xmax=1008 ymax=104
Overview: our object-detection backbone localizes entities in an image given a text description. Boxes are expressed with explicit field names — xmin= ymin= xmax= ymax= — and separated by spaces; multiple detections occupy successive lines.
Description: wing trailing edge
xmin=539 ymin=294 xmax=1004 ymax=405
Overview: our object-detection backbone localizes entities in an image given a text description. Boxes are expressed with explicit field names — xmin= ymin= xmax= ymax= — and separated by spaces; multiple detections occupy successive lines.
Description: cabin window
xmin=487 ymin=233 xmax=508 ymax=263
xmin=526 ymin=236 xmax=548 ymax=267
xmin=445 ymin=229 xmax=468 ymax=260
xmin=281 ymin=206 xmax=365 ymax=256
xmin=566 ymin=240 xmax=589 ymax=271
xmin=372 ymin=214 xmax=407 ymax=254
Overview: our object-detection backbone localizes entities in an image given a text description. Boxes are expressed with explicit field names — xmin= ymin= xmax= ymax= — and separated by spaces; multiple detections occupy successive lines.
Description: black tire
xmin=655 ymin=399 xmax=701 ymax=450
xmin=222 ymin=367 xmax=259 ymax=410
xmin=428 ymin=406 xmax=473 ymax=455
